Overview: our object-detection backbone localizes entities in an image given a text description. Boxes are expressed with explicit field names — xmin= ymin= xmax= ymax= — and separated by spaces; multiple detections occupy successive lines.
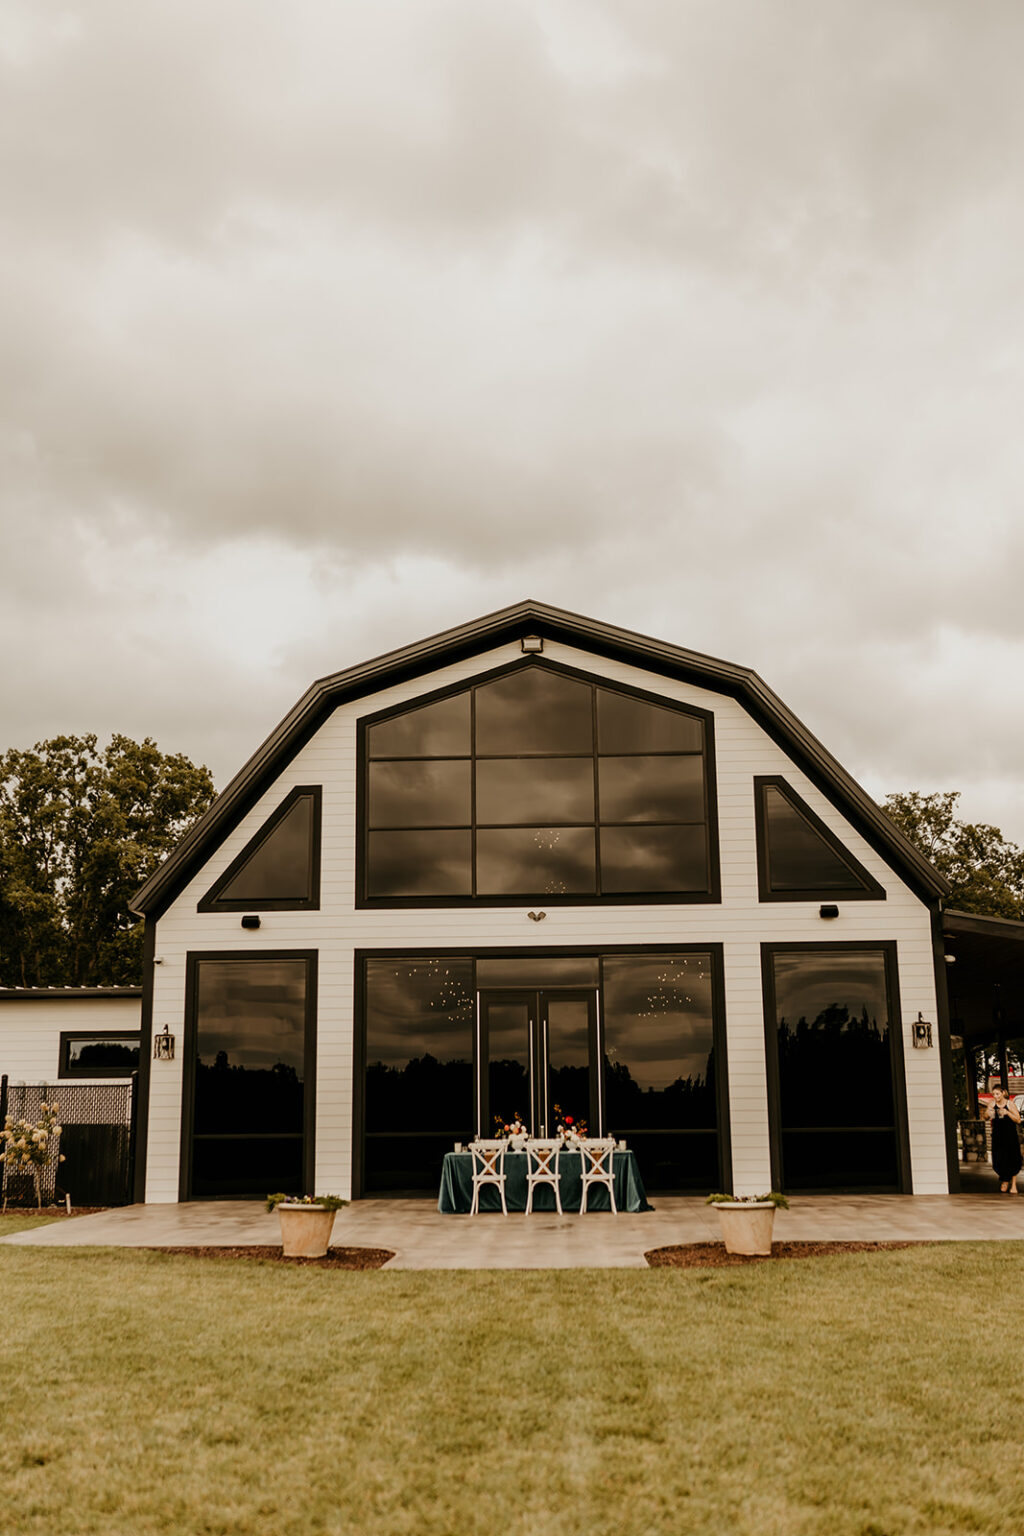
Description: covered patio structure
xmin=942 ymin=907 xmax=1024 ymax=1192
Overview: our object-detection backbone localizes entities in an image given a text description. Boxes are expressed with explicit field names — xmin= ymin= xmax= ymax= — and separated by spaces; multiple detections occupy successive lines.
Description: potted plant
xmin=266 ymin=1192 xmax=348 ymax=1257
xmin=705 ymin=1191 xmax=789 ymax=1256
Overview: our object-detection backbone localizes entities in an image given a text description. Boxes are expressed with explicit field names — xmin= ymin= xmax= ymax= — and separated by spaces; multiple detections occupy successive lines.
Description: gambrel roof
xmin=131 ymin=600 xmax=949 ymax=917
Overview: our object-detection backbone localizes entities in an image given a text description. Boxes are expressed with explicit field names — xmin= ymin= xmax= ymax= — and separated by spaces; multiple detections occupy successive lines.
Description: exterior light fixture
xmin=153 ymin=1026 xmax=176 ymax=1061
xmin=911 ymin=1013 xmax=933 ymax=1049
xmin=943 ymin=953 xmax=956 ymax=964
xmin=241 ymin=914 xmax=261 ymax=929
xmin=520 ymin=635 xmax=544 ymax=654
xmin=819 ymin=904 xmax=839 ymax=920
xmin=527 ymin=911 xmax=547 ymax=922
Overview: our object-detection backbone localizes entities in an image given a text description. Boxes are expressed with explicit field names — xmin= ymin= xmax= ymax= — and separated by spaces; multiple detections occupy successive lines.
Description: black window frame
xmin=58 ymin=1031 xmax=141 ymax=1080
xmin=760 ymin=940 xmax=912 ymax=1194
xmin=356 ymin=659 xmax=720 ymax=908
xmin=198 ymin=785 xmax=323 ymax=912
xmin=352 ymin=943 xmax=730 ymax=1198
xmin=754 ymin=776 xmax=886 ymax=903
xmin=178 ymin=949 xmax=318 ymax=1201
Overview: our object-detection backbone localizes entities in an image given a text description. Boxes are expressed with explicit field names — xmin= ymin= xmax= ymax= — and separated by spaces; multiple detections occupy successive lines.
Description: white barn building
xmin=126 ymin=602 xmax=957 ymax=1204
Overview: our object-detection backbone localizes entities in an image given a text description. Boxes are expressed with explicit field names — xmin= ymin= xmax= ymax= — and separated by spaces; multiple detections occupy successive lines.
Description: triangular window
xmin=199 ymin=787 xmax=322 ymax=910
xmin=755 ymin=778 xmax=884 ymax=901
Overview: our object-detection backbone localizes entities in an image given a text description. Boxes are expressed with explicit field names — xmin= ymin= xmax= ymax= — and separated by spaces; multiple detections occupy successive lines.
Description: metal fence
xmin=0 ymin=1075 xmax=137 ymax=1208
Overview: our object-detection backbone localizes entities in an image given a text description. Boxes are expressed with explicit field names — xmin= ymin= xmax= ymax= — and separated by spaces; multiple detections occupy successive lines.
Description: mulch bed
xmin=645 ymin=1240 xmax=921 ymax=1269
xmin=151 ymin=1245 xmax=395 ymax=1270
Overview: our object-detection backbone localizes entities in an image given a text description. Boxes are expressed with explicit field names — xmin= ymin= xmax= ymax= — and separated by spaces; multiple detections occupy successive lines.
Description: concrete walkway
xmin=3 ymin=1193 xmax=1024 ymax=1268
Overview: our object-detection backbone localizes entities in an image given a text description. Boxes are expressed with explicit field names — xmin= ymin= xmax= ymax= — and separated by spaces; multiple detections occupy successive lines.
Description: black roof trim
xmin=0 ymin=988 xmax=143 ymax=1001
xmin=130 ymin=599 xmax=949 ymax=916
xmin=942 ymin=908 xmax=1024 ymax=944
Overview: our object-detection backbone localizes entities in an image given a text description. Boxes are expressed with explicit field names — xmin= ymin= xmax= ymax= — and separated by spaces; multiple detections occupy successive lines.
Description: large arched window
xmin=359 ymin=662 xmax=718 ymax=904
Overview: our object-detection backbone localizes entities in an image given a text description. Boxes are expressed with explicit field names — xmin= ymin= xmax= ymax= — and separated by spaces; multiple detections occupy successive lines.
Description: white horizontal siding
xmin=146 ymin=636 xmax=947 ymax=1201
xmin=0 ymin=997 xmax=143 ymax=1121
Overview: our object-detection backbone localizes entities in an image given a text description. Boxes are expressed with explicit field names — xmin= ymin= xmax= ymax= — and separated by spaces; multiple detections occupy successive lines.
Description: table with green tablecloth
xmin=437 ymin=1147 xmax=652 ymax=1213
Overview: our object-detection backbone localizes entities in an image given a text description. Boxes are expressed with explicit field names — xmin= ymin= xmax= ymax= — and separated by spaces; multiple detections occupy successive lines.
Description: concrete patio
xmin=3 ymin=1192 xmax=1024 ymax=1268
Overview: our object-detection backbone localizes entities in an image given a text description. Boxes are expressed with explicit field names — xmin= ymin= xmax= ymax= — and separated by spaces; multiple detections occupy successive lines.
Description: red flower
xmin=565 ymin=1116 xmax=573 ymax=1126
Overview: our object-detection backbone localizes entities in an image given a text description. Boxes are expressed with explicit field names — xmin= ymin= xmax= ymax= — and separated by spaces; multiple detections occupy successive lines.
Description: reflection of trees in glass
xmin=194 ymin=1058 xmax=303 ymax=1134
xmin=488 ymin=1058 xmax=530 ymax=1127
xmin=366 ymin=1053 xmax=473 ymax=1132
xmin=605 ymin=1052 xmax=716 ymax=1130
xmin=74 ymin=1041 xmax=139 ymax=1073
xmin=777 ymin=1003 xmax=892 ymax=1125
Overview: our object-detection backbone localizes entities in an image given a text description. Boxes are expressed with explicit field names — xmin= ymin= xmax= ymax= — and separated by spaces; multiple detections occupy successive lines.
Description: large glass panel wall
xmin=364 ymin=664 xmax=713 ymax=901
xmin=360 ymin=951 xmax=723 ymax=1196
xmin=602 ymin=955 xmax=718 ymax=1190
xmin=767 ymin=949 xmax=901 ymax=1191
xmin=190 ymin=957 xmax=310 ymax=1197
xmin=364 ymin=958 xmax=474 ymax=1192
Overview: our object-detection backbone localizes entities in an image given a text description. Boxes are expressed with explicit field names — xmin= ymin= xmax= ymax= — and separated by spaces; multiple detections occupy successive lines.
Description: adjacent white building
xmin=125 ymin=602 xmax=955 ymax=1204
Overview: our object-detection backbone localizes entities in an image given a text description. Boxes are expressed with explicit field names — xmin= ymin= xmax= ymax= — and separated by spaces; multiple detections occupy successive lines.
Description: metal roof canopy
xmin=942 ymin=908 xmax=1024 ymax=1044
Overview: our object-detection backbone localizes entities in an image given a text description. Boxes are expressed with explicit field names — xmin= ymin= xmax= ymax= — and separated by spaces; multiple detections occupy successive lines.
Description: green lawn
xmin=0 ymin=1211 xmax=66 ymax=1236
xmin=1 ymin=1244 xmax=1021 ymax=1536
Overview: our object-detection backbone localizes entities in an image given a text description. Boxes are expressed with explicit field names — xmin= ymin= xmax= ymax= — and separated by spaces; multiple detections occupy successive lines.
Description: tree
xmin=881 ymin=791 xmax=1024 ymax=920
xmin=0 ymin=734 xmax=215 ymax=987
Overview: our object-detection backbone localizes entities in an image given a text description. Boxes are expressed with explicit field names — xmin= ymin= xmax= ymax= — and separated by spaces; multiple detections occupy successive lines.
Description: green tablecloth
xmin=438 ymin=1148 xmax=651 ymax=1213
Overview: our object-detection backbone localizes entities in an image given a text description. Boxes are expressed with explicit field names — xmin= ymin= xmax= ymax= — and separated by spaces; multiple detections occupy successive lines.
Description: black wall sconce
xmin=912 ymin=1013 xmax=934 ymax=1049
xmin=819 ymin=904 xmax=839 ymax=920
xmin=527 ymin=911 xmax=546 ymax=922
xmin=241 ymin=914 xmax=261 ymax=930
xmin=153 ymin=1026 xmax=176 ymax=1061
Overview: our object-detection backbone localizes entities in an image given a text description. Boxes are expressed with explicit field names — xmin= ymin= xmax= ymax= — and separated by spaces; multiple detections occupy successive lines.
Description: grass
xmin=0 ymin=1211 xmax=66 ymax=1236
xmin=1 ymin=1244 xmax=1022 ymax=1536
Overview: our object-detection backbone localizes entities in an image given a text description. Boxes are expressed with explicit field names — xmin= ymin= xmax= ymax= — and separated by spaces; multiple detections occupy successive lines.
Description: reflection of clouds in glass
xmin=597 ymin=692 xmax=704 ymax=755
xmin=367 ymin=692 xmax=471 ymax=758
xmin=476 ymin=827 xmax=595 ymax=894
xmin=367 ymin=830 xmax=472 ymax=895
xmin=600 ymin=825 xmax=706 ymax=892
xmin=221 ymin=795 xmax=313 ymax=901
xmin=773 ymin=953 xmax=887 ymax=1029
xmin=476 ymin=758 xmax=594 ymax=825
xmin=603 ymin=956 xmax=714 ymax=1092
xmin=598 ymin=756 xmax=704 ymax=822
xmin=475 ymin=669 xmax=593 ymax=755
xmin=368 ymin=760 xmax=471 ymax=827
xmin=196 ymin=959 xmax=307 ymax=1074
xmin=366 ymin=958 xmax=474 ymax=1068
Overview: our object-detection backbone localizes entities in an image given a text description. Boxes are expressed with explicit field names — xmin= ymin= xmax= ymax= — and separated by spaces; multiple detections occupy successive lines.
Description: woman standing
xmin=986 ymin=1087 xmax=1022 ymax=1194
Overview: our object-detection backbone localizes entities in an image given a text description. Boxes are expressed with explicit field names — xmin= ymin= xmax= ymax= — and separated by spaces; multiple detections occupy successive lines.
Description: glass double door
xmin=480 ymin=989 xmax=597 ymax=1139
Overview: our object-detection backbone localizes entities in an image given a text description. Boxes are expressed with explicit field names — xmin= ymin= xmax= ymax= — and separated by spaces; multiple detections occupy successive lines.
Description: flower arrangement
xmin=1 ymin=1101 xmax=65 ymax=1209
xmin=553 ymin=1105 xmax=587 ymax=1144
xmin=266 ymin=1192 xmax=348 ymax=1212
xmin=705 ymin=1191 xmax=789 ymax=1209
xmin=494 ymin=1113 xmax=529 ymax=1140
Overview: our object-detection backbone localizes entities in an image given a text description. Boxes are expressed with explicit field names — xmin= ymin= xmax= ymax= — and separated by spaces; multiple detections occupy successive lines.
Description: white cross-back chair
xmin=524 ymin=1139 xmax=563 ymax=1215
xmin=469 ymin=1139 xmax=509 ymax=1215
xmin=578 ymin=1137 xmax=618 ymax=1214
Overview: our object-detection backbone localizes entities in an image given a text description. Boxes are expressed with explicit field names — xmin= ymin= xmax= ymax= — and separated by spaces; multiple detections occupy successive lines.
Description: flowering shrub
xmin=705 ymin=1191 xmax=789 ymax=1209
xmin=1 ymin=1101 xmax=65 ymax=1208
xmin=553 ymin=1104 xmax=587 ymax=1144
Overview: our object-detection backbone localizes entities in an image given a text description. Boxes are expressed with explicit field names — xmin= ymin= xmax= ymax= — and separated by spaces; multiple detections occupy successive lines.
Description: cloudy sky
xmin=4 ymin=2 xmax=1024 ymax=840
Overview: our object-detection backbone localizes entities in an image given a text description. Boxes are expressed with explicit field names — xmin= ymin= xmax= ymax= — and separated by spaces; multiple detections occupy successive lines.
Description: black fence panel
xmin=1 ymin=1080 xmax=135 ymax=1208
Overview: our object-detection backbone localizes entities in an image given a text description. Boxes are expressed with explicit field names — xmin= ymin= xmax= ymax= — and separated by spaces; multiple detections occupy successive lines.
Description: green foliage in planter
xmin=265 ymin=1192 xmax=348 ymax=1213
xmin=705 ymin=1191 xmax=789 ymax=1209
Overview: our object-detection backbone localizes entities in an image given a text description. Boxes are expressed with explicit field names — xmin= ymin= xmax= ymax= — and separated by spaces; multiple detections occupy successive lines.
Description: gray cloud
xmin=3 ymin=2 xmax=1024 ymax=841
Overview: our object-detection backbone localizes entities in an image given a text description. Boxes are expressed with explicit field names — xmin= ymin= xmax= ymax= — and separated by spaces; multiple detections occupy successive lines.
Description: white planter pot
xmin=713 ymin=1202 xmax=776 ymax=1256
xmin=276 ymin=1204 xmax=337 ymax=1258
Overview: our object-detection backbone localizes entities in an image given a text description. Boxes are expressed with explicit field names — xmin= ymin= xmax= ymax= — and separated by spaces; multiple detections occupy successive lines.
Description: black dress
xmin=990 ymin=1108 xmax=1023 ymax=1182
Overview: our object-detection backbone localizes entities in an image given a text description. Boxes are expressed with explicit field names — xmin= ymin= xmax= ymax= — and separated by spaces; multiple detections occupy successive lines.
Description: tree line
xmin=1 ymin=733 xmax=1022 ymax=989
xmin=0 ymin=735 xmax=215 ymax=987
